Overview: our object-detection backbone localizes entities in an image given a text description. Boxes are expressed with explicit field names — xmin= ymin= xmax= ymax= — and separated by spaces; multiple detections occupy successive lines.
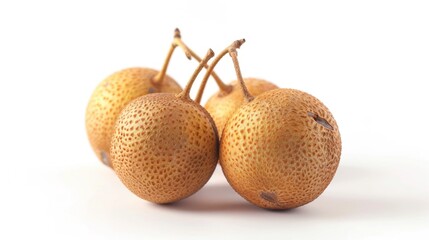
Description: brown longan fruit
xmin=219 ymin=46 xmax=342 ymax=210
xmin=110 ymin=50 xmax=219 ymax=204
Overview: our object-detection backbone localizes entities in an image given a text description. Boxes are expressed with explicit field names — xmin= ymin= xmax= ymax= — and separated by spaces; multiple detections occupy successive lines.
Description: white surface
xmin=1 ymin=0 xmax=428 ymax=239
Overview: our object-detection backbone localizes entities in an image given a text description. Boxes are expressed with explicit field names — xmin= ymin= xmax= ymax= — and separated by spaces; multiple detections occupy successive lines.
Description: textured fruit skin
xmin=85 ymin=68 xmax=182 ymax=167
xmin=204 ymin=78 xmax=278 ymax=136
xmin=220 ymin=88 xmax=341 ymax=210
xmin=110 ymin=93 xmax=218 ymax=203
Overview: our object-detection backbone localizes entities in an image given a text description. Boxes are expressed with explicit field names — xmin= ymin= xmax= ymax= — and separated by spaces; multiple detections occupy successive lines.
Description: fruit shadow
xmin=156 ymin=166 xmax=302 ymax=213
xmin=159 ymin=182 xmax=425 ymax=219
xmin=65 ymin=159 xmax=428 ymax=220
xmin=156 ymin=164 xmax=366 ymax=214
xmin=157 ymin=183 xmax=263 ymax=213
xmin=161 ymin=162 xmax=429 ymax=220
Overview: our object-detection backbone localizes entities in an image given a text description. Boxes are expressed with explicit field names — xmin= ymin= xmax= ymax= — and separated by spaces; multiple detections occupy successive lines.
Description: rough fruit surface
xmin=85 ymin=68 xmax=182 ymax=166
xmin=220 ymin=88 xmax=341 ymax=209
xmin=110 ymin=93 xmax=218 ymax=203
xmin=204 ymin=78 xmax=278 ymax=136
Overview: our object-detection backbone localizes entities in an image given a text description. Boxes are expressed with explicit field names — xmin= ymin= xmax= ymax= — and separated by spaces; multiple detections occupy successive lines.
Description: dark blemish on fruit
xmin=260 ymin=191 xmax=277 ymax=203
xmin=100 ymin=151 xmax=111 ymax=167
xmin=148 ymin=87 xmax=157 ymax=93
xmin=308 ymin=112 xmax=333 ymax=130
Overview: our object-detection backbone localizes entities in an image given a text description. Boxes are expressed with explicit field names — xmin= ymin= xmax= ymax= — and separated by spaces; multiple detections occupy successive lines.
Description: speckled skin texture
xmin=85 ymin=68 xmax=182 ymax=167
xmin=204 ymin=78 xmax=278 ymax=137
xmin=110 ymin=93 xmax=219 ymax=203
xmin=220 ymin=89 xmax=341 ymax=209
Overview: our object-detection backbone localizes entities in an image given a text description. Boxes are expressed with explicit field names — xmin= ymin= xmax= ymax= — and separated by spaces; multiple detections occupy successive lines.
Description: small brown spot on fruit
xmin=308 ymin=112 xmax=333 ymax=130
xmin=260 ymin=191 xmax=277 ymax=204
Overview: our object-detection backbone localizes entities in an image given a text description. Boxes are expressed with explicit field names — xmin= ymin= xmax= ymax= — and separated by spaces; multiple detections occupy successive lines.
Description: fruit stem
xmin=152 ymin=28 xmax=192 ymax=85
xmin=174 ymin=37 xmax=228 ymax=93
xmin=194 ymin=39 xmax=246 ymax=103
xmin=177 ymin=49 xmax=215 ymax=100
xmin=153 ymin=28 xmax=226 ymax=88
xmin=229 ymin=44 xmax=254 ymax=102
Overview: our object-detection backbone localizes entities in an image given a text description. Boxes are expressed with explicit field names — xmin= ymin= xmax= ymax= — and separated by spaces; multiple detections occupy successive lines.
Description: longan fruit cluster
xmin=85 ymin=29 xmax=341 ymax=210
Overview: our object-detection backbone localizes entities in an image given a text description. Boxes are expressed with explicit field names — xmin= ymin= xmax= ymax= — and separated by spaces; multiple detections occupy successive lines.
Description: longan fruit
xmin=219 ymin=45 xmax=342 ymax=209
xmin=110 ymin=50 xmax=219 ymax=203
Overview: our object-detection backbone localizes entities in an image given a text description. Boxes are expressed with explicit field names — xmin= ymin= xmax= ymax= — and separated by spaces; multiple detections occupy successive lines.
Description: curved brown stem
xmin=172 ymin=28 xmax=192 ymax=59
xmin=152 ymin=28 xmax=192 ymax=85
xmin=195 ymin=39 xmax=246 ymax=104
xmin=175 ymin=37 xmax=228 ymax=91
xmin=229 ymin=46 xmax=254 ymax=102
xmin=177 ymin=49 xmax=215 ymax=100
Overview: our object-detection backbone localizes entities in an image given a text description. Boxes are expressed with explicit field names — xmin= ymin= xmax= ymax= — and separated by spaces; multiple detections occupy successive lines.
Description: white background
xmin=1 ymin=0 xmax=428 ymax=239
